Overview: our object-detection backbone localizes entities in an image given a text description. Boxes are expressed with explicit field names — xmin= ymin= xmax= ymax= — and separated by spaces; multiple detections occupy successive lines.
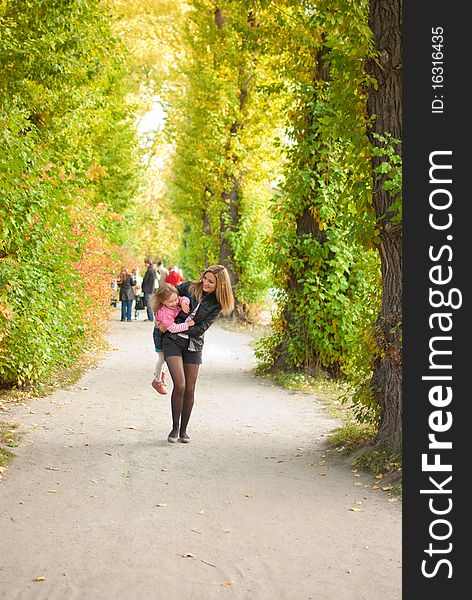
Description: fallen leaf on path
xmin=221 ymin=581 xmax=234 ymax=587
xmin=388 ymin=498 xmax=399 ymax=503
xmin=382 ymin=485 xmax=393 ymax=491
xmin=355 ymin=501 xmax=362 ymax=505
xmin=197 ymin=509 xmax=205 ymax=515
xmin=375 ymin=474 xmax=383 ymax=479
xmin=200 ymin=559 xmax=216 ymax=568
xmin=306 ymin=463 xmax=316 ymax=467
xmin=46 ymin=467 xmax=59 ymax=471
xmin=156 ymin=503 xmax=168 ymax=507
xmin=181 ymin=553 xmax=195 ymax=558
xmin=350 ymin=507 xmax=362 ymax=512
xmin=296 ymin=447 xmax=304 ymax=451
xmin=90 ymin=479 xmax=98 ymax=484
xmin=34 ymin=576 xmax=46 ymax=582
xmin=351 ymin=469 xmax=358 ymax=473
xmin=48 ymin=489 xmax=59 ymax=493
xmin=371 ymin=485 xmax=380 ymax=490
xmin=319 ymin=461 xmax=326 ymax=466
xmin=353 ymin=483 xmax=363 ymax=487
xmin=319 ymin=472 xmax=327 ymax=477
xmin=161 ymin=468 xmax=170 ymax=472
xmin=191 ymin=529 xmax=202 ymax=534
xmin=244 ymin=493 xmax=254 ymax=498
xmin=353 ymin=474 xmax=361 ymax=477
xmin=126 ymin=426 xmax=137 ymax=430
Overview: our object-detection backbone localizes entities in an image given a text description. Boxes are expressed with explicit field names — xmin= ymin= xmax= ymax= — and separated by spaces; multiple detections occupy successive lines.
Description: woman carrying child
xmin=155 ymin=265 xmax=234 ymax=444
xmin=150 ymin=284 xmax=194 ymax=395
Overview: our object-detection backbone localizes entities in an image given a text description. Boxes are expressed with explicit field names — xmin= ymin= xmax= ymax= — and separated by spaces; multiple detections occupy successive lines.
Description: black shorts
xmin=162 ymin=334 xmax=203 ymax=365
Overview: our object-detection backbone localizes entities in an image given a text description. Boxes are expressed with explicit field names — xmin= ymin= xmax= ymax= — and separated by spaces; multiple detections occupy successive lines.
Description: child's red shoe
xmin=151 ymin=379 xmax=167 ymax=395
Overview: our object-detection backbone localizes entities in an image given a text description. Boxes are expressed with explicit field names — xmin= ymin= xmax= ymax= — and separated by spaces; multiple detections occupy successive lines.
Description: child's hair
xmin=150 ymin=284 xmax=178 ymax=314
xmin=189 ymin=265 xmax=234 ymax=315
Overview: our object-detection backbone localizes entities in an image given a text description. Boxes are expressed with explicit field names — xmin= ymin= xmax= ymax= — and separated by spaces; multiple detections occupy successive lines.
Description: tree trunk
xmin=365 ymin=0 xmax=402 ymax=448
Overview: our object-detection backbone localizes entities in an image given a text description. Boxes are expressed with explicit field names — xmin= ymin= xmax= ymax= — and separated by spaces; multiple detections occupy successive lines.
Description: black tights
xmin=165 ymin=356 xmax=200 ymax=435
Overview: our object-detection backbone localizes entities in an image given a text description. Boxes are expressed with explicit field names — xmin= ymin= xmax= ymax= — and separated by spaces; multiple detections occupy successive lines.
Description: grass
xmin=0 ymin=421 xmax=22 ymax=471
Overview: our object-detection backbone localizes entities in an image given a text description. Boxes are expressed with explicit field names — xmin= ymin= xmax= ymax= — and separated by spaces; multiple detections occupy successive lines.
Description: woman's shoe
xmin=179 ymin=433 xmax=191 ymax=444
xmin=151 ymin=379 xmax=167 ymax=395
xmin=167 ymin=430 xmax=178 ymax=443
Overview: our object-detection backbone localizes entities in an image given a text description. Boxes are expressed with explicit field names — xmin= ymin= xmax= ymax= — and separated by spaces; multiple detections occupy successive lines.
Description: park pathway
xmin=0 ymin=312 xmax=401 ymax=600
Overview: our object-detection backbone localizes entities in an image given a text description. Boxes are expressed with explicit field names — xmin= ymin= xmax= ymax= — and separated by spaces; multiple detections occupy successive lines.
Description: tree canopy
xmin=0 ymin=0 xmax=401 ymax=448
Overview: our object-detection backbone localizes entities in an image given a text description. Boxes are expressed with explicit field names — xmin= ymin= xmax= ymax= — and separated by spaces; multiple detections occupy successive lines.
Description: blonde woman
xmin=155 ymin=265 xmax=234 ymax=443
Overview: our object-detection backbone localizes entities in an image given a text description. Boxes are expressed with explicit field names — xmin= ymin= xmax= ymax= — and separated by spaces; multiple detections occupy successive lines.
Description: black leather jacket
xmin=170 ymin=281 xmax=221 ymax=351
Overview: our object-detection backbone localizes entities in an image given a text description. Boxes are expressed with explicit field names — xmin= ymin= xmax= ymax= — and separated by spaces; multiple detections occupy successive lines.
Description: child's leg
xmin=154 ymin=351 xmax=165 ymax=381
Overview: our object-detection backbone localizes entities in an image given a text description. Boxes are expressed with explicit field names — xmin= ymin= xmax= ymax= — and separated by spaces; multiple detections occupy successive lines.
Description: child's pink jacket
xmin=154 ymin=296 xmax=191 ymax=333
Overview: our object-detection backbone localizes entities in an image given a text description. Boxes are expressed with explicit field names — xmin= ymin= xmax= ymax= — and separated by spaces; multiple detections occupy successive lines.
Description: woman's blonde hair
xmin=150 ymin=284 xmax=178 ymax=314
xmin=189 ymin=265 xmax=234 ymax=315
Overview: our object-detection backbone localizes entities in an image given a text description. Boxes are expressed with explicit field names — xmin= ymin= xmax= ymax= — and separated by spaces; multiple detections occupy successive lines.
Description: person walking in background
xmin=150 ymin=284 xmax=192 ymax=395
xmin=155 ymin=265 xmax=234 ymax=443
xmin=165 ymin=265 xmax=184 ymax=287
xmin=117 ymin=266 xmax=136 ymax=322
xmin=156 ymin=260 xmax=169 ymax=289
xmin=142 ymin=258 xmax=158 ymax=321
xmin=131 ymin=266 xmax=143 ymax=320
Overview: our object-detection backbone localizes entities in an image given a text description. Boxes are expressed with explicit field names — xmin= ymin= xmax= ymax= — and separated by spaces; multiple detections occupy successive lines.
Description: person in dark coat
xmin=117 ymin=267 xmax=136 ymax=322
xmin=142 ymin=258 xmax=158 ymax=321
xmin=155 ymin=264 xmax=234 ymax=443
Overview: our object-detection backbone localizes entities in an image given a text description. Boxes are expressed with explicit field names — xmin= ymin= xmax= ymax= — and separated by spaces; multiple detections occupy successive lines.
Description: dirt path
xmin=0 ymin=312 xmax=401 ymax=600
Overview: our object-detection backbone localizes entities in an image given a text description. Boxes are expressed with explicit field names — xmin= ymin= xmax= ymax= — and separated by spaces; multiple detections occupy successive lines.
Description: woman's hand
xmin=156 ymin=320 xmax=168 ymax=333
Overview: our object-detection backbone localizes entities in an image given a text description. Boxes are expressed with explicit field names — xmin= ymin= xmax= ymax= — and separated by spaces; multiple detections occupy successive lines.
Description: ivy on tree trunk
xmin=366 ymin=0 xmax=402 ymax=448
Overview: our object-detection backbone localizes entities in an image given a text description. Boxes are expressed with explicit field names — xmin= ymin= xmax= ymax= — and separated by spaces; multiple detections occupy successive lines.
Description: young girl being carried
xmin=150 ymin=284 xmax=194 ymax=394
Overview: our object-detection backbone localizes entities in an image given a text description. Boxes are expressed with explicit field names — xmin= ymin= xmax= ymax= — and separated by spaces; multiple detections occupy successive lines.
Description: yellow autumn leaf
xmin=350 ymin=507 xmax=362 ymax=512
xmin=221 ymin=581 xmax=234 ymax=587
xmin=375 ymin=474 xmax=383 ymax=479
xmin=382 ymin=485 xmax=393 ymax=491
xmin=34 ymin=576 xmax=47 ymax=582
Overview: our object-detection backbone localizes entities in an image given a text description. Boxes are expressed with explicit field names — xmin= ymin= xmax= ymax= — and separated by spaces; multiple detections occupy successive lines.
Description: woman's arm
xmin=186 ymin=304 xmax=221 ymax=337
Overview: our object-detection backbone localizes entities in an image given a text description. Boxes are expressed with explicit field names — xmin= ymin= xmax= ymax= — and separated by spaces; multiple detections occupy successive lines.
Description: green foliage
xmin=371 ymin=132 xmax=402 ymax=226
xmin=0 ymin=0 xmax=145 ymax=387
xmin=255 ymin=0 xmax=381 ymax=403
xmin=165 ymin=0 xmax=284 ymax=304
